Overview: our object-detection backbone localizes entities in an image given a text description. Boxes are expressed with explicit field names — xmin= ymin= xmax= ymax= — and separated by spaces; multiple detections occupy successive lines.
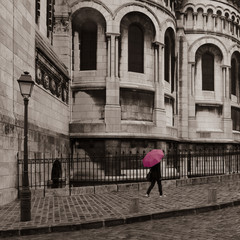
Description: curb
xmin=1 ymin=199 xmax=240 ymax=238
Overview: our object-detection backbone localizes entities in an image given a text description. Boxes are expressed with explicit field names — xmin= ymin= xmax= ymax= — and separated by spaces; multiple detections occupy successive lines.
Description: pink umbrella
xmin=142 ymin=149 xmax=164 ymax=167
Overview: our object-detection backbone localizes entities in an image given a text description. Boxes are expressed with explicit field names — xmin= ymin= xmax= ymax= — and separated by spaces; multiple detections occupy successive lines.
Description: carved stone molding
xmin=53 ymin=16 xmax=70 ymax=33
xmin=35 ymin=32 xmax=70 ymax=104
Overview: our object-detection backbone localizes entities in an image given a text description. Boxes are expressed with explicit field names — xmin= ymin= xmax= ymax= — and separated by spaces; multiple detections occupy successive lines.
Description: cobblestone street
xmin=7 ymin=204 xmax=240 ymax=240
xmin=1 ymin=176 xmax=240 ymax=238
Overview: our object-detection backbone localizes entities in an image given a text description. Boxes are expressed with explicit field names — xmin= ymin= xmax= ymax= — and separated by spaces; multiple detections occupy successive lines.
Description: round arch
xmin=228 ymin=44 xmax=240 ymax=61
xmin=188 ymin=37 xmax=228 ymax=65
xmin=160 ymin=19 xmax=176 ymax=43
xmin=113 ymin=2 xmax=161 ymax=42
xmin=70 ymin=0 xmax=113 ymax=33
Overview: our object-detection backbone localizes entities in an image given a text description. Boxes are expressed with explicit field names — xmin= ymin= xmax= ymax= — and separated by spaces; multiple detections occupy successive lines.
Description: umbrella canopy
xmin=142 ymin=149 xmax=164 ymax=168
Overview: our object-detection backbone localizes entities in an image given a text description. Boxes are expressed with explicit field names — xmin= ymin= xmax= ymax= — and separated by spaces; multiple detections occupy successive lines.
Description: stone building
xmin=1 ymin=0 xmax=240 ymax=204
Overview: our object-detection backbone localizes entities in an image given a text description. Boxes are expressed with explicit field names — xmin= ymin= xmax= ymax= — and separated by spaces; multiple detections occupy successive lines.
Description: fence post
xmin=237 ymin=146 xmax=240 ymax=173
xmin=136 ymin=151 xmax=139 ymax=181
xmin=187 ymin=149 xmax=191 ymax=177
xmin=180 ymin=150 xmax=188 ymax=179
xmin=34 ymin=153 xmax=36 ymax=188
xmin=69 ymin=154 xmax=71 ymax=196
xmin=43 ymin=153 xmax=45 ymax=197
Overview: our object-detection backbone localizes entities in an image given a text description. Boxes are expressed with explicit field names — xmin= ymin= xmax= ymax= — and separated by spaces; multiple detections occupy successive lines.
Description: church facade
xmin=1 ymin=0 xmax=240 ymax=204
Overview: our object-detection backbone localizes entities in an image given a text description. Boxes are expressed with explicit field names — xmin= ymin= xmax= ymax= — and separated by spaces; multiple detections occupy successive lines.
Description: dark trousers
xmin=147 ymin=178 xmax=163 ymax=195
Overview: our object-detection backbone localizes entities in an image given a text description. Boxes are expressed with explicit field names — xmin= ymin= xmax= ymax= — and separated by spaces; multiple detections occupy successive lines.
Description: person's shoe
xmin=145 ymin=194 xmax=149 ymax=197
xmin=160 ymin=194 xmax=166 ymax=198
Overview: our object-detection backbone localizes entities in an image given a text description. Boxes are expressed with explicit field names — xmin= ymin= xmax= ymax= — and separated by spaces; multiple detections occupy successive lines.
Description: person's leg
xmin=146 ymin=179 xmax=156 ymax=195
xmin=157 ymin=179 xmax=163 ymax=195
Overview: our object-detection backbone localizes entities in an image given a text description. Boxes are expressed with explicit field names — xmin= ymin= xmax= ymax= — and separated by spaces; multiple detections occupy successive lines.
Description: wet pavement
xmin=7 ymin=204 xmax=240 ymax=240
xmin=1 ymin=176 xmax=240 ymax=238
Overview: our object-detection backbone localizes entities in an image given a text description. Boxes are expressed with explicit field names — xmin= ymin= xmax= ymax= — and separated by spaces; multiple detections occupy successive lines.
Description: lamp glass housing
xmin=17 ymin=72 xmax=35 ymax=99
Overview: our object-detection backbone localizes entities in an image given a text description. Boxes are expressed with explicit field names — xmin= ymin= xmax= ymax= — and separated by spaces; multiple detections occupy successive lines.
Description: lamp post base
xmin=20 ymin=187 xmax=31 ymax=221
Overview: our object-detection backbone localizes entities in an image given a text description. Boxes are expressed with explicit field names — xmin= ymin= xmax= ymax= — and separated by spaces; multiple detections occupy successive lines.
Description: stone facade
xmin=65 ymin=0 xmax=240 ymax=155
xmin=1 ymin=0 xmax=240 ymax=204
xmin=0 ymin=0 xmax=70 ymax=205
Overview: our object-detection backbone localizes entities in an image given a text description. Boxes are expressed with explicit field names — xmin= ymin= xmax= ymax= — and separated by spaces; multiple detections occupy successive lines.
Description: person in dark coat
xmin=51 ymin=159 xmax=62 ymax=188
xmin=145 ymin=162 xmax=165 ymax=197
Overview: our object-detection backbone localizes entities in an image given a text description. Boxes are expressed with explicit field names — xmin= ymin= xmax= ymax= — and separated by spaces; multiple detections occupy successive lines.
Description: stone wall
xmin=0 ymin=0 xmax=70 ymax=205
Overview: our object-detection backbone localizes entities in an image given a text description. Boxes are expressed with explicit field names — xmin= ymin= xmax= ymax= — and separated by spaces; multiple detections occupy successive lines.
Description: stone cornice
xmin=35 ymin=31 xmax=69 ymax=79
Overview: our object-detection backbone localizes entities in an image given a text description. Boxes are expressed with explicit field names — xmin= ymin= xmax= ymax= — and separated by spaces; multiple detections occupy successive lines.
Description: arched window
xmin=231 ymin=58 xmax=237 ymax=96
xmin=80 ymin=22 xmax=97 ymax=70
xmin=164 ymin=28 xmax=175 ymax=92
xmin=128 ymin=24 xmax=144 ymax=73
xmin=164 ymin=36 xmax=170 ymax=83
xmin=202 ymin=52 xmax=214 ymax=91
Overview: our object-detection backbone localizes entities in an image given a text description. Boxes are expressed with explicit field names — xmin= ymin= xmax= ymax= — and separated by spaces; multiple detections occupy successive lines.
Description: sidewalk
xmin=1 ymin=175 xmax=240 ymax=238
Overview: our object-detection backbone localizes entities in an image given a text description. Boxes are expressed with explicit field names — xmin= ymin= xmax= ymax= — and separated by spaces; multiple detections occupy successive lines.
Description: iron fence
xmin=17 ymin=148 xmax=240 ymax=193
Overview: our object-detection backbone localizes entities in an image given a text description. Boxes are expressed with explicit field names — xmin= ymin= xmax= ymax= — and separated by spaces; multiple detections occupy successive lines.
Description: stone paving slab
xmin=1 ymin=177 xmax=240 ymax=238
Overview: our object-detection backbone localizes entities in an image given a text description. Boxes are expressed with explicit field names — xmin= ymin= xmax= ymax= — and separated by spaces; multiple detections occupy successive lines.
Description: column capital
xmin=53 ymin=15 xmax=70 ymax=34
xmin=153 ymin=41 xmax=164 ymax=47
xmin=221 ymin=65 xmax=231 ymax=69
xmin=106 ymin=32 xmax=120 ymax=38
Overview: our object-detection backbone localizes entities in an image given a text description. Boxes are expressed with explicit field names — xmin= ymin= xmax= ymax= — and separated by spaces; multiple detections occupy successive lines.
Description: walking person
xmin=145 ymin=162 xmax=165 ymax=197
xmin=142 ymin=149 xmax=166 ymax=197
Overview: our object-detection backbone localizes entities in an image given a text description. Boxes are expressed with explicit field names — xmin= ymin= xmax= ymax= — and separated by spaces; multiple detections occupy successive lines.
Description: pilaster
xmin=177 ymin=30 xmax=189 ymax=139
xmin=53 ymin=10 xmax=71 ymax=70
xmin=222 ymin=66 xmax=232 ymax=139
xmin=153 ymin=43 xmax=166 ymax=131
xmin=105 ymin=33 xmax=121 ymax=132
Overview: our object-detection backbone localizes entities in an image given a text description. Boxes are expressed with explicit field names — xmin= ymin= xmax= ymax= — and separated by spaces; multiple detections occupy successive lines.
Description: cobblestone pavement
xmin=1 ymin=179 xmax=240 ymax=238
xmin=7 ymin=204 xmax=240 ymax=240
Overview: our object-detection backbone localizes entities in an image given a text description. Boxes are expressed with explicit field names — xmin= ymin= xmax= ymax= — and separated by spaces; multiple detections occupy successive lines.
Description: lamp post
xmin=17 ymin=71 xmax=34 ymax=221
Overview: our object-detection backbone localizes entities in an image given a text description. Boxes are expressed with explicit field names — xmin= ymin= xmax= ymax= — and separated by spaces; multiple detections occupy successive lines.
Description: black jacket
xmin=150 ymin=163 xmax=161 ymax=180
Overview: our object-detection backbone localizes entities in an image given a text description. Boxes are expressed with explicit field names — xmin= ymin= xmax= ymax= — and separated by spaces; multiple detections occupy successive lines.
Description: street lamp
xmin=17 ymin=71 xmax=34 ymax=221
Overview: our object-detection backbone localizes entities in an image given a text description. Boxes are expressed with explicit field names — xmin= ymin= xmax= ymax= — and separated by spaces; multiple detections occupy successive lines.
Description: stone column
xmin=235 ymin=24 xmax=238 ymax=38
xmin=154 ymin=43 xmax=166 ymax=132
xmin=115 ymin=36 xmax=119 ymax=78
xmin=216 ymin=15 xmax=221 ymax=32
xmin=222 ymin=66 xmax=232 ymax=139
xmin=222 ymin=67 xmax=226 ymax=98
xmin=73 ymin=31 xmax=80 ymax=71
xmin=227 ymin=19 xmax=231 ymax=34
xmin=107 ymin=36 xmax=111 ymax=77
xmin=105 ymin=33 xmax=121 ymax=132
xmin=213 ymin=14 xmax=217 ymax=31
xmin=190 ymin=63 xmax=195 ymax=97
xmin=171 ymin=0 xmax=174 ymax=12
xmin=193 ymin=12 xmax=197 ymax=30
xmin=220 ymin=16 xmax=225 ymax=33
xmin=183 ymin=13 xmax=187 ymax=27
xmin=110 ymin=34 xmax=115 ymax=78
xmin=154 ymin=43 xmax=159 ymax=83
xmin=188 ymin=62 xmax=196 ymax=137
xmin=233 ymin=21 xmax=237 ymax=36
xmin=203 ymin=13 xmax=208 ymax=31
xmin=177 ymin=34 xmax=189 ymax=139
xmin=226 ymin=66 xmax=231 ymax=99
